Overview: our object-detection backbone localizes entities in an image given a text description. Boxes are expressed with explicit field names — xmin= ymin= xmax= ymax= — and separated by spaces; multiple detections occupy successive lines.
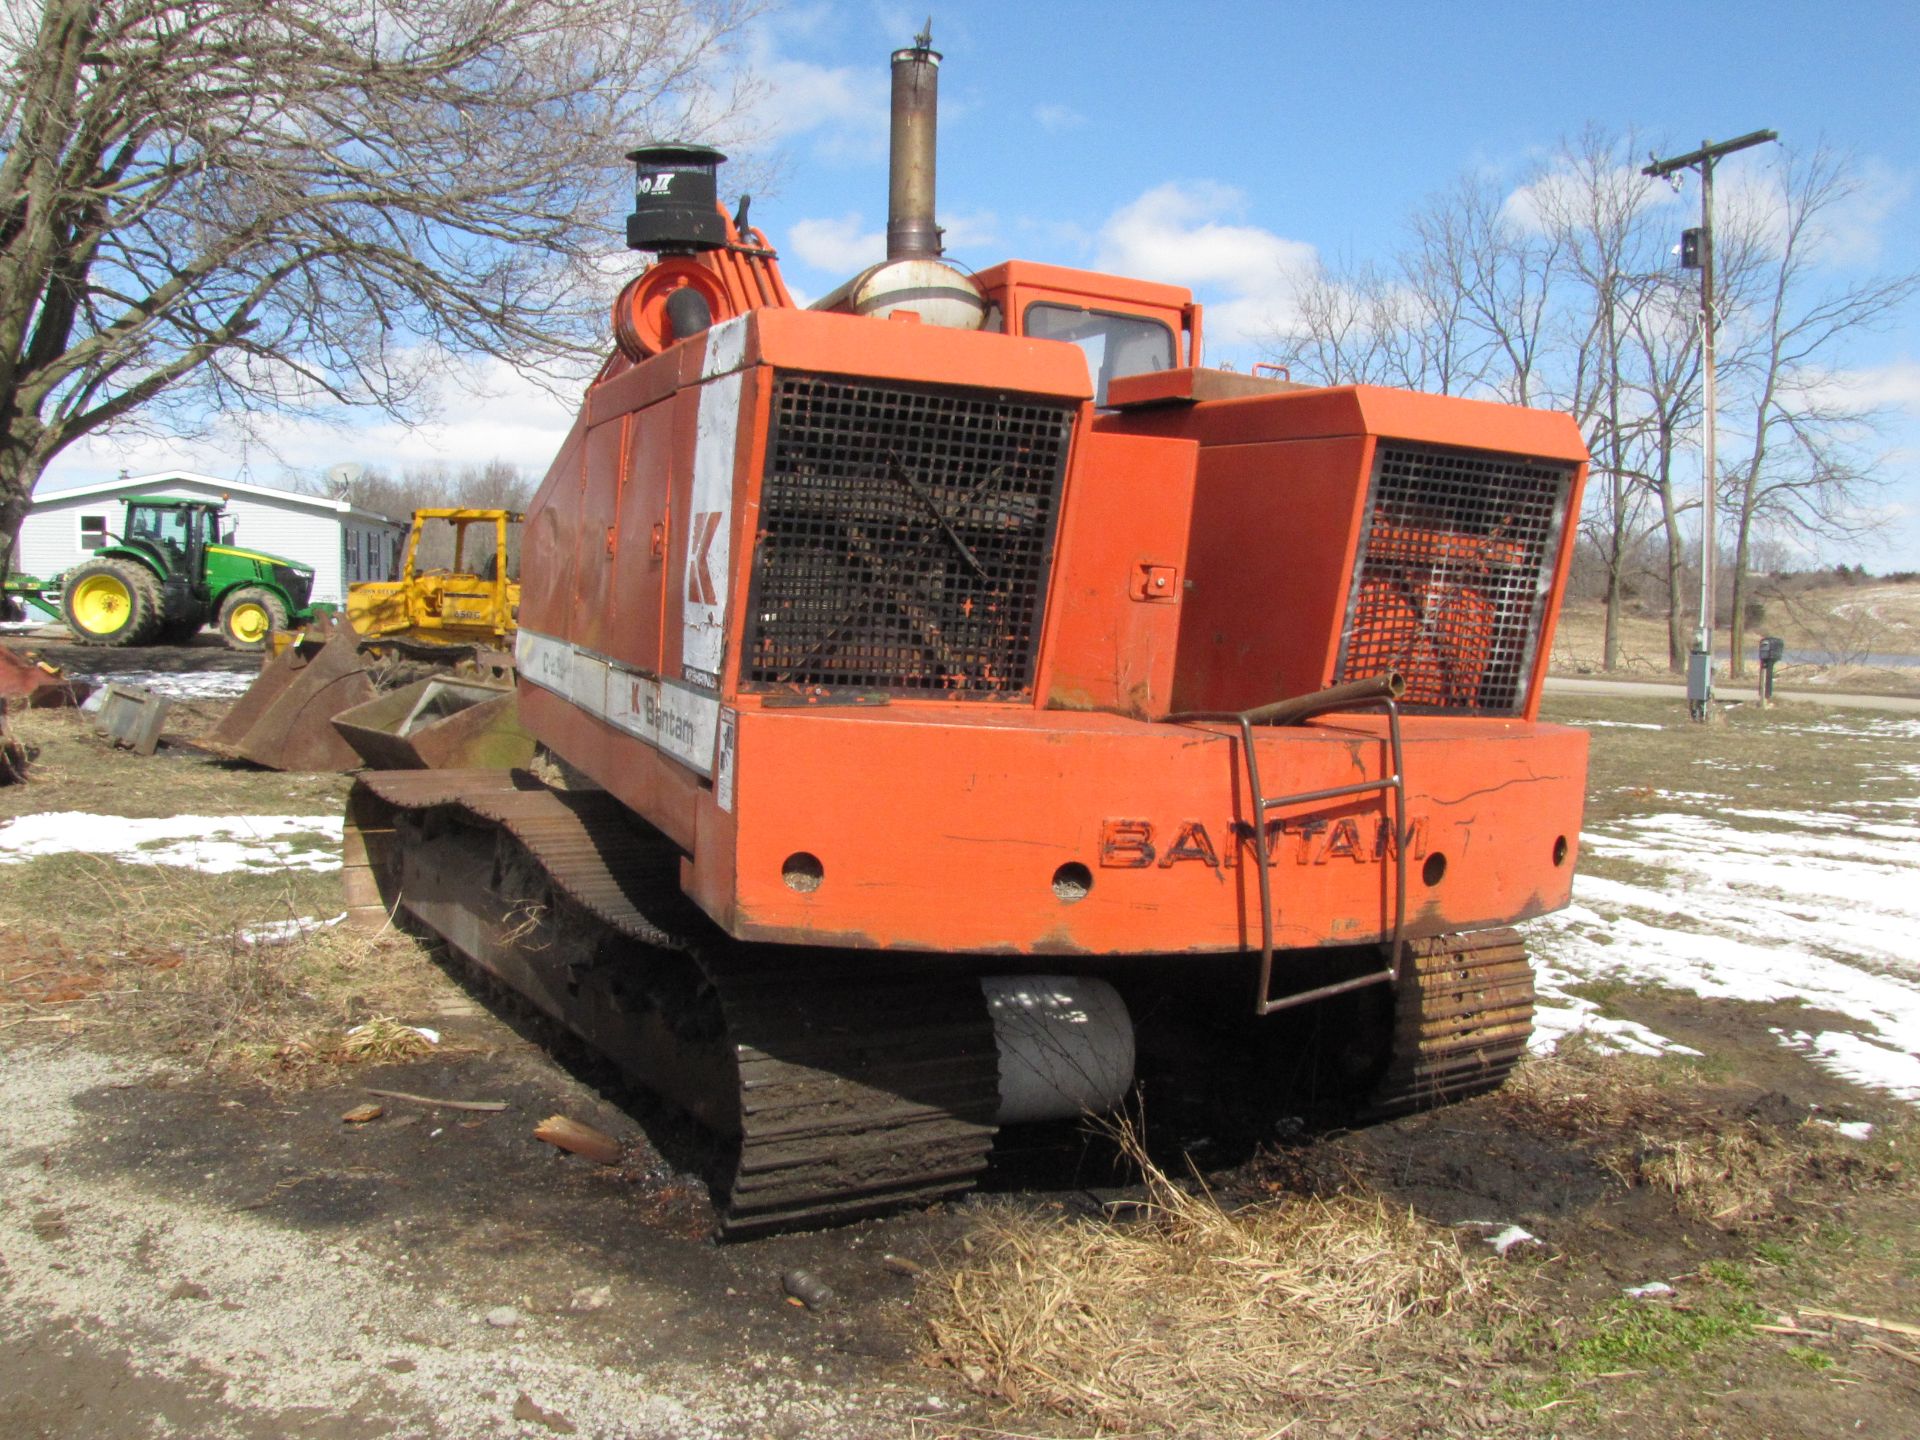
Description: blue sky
xmin=45 ymin=0 xmax=1920 ymax=566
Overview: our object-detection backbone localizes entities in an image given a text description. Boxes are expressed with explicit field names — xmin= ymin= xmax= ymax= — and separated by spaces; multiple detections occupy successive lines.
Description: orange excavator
xmin=343 ymin=33 xmax=1589 ymax=1235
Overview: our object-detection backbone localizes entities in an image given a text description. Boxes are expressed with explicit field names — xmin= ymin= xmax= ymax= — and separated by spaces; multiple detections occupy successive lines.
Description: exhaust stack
xmin=810 ymin=25 xmax=983 ymax=330
xmin=887 ymin=26 xmax=942 ymax=260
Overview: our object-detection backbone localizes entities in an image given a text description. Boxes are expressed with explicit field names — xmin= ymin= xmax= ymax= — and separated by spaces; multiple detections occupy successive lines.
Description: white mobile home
xmin=20 ymin=471 xmax=406 ymax=607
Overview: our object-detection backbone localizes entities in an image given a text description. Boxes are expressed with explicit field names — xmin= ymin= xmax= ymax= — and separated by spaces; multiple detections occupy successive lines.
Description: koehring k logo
xmin=1100 ymin=815 xmax=1428 ymax=869
xmin=686 ymin=511 xmax=723 ymax=605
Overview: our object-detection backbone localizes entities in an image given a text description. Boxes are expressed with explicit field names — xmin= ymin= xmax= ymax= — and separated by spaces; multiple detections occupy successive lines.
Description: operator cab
xmin=124 ymin=499 xmax=211 ymax=575
xmin=973 ymin=260 xmax=1199 ymax=405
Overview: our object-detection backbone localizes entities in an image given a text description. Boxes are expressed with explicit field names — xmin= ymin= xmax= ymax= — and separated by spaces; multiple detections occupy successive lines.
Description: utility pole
xmin=1643 ymin=129 xmax=1777 ymax=721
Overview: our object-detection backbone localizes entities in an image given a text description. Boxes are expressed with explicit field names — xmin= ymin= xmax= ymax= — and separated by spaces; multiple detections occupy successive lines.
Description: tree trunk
xmin=0 ymin=442 xmax=51 ymax=586
xmin=1656 ymin=432 xmax=1688 ymax=673
xmin=1601 ymin=475 xmax=1625 ymax=672
xmin=1728 ymin=518 xmax=1753 ymax=679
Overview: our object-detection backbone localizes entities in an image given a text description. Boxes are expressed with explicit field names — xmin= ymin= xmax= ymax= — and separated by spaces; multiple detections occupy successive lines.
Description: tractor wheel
xmin=218 ymin=588 xmax=289 ymax=651
xmin=62 ymin=559 xmax=163 ymax=646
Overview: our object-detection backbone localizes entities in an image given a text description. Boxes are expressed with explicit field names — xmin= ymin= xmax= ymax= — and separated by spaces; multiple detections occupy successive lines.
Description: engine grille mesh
xmin=743 ymin=374 xmax=1074 ymax=697
xmin=1336 ymin=444 xmax=1574 ymax=714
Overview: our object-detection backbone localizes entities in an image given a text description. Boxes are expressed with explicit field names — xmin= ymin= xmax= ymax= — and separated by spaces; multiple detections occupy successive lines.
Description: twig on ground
xmin=1861 ymin=1337 xmax=1920 ymax=1369
xmin=364 ymin=1087 xmax=508 ymax=1112
xmin=1800 ymin=1308 xmax=1920 ymax=1340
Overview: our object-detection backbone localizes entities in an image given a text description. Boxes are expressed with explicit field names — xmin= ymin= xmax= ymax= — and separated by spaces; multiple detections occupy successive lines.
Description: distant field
xmin=1552 ymin=579 xmax=1920 ymax=698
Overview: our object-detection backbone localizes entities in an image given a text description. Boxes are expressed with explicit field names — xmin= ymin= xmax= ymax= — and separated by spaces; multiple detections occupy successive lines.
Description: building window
xmin=79 ymin=515 xmax=108 ymax=550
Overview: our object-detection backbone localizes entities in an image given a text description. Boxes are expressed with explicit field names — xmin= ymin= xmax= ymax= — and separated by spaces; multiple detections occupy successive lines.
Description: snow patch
xmin=1526 ymin=797 xmax=1920 ymax=1104
xmin=0 ymin=812 xmax=342 ymax=874
xmin=239 ymin=913 xmax=348 ymax=946
xmin=74 ymin=669 xmax=257 ymax=700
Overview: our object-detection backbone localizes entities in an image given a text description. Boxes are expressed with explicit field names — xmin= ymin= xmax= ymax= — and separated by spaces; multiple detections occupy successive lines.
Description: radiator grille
xmin=1336 ymin=444 xmax=1574 ymax=714
xmin=743 ymin=374 xmax=1074 ymax=697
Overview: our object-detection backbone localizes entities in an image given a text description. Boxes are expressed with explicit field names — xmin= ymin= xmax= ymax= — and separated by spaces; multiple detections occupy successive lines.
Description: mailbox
xmin=1758 ymin=636 xmax=1785 ymax=665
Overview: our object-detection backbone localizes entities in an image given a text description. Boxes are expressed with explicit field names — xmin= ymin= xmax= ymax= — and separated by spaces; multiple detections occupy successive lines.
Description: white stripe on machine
xmin=516 ymin=629 xmax=721 ymax=777
xmin=682 ymin=369 xmax=743 ymax=689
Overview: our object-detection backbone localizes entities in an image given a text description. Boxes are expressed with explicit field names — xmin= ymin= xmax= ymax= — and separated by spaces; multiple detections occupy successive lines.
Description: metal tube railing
xmin=1169 ymin=673 xmax=1409 ymax=1016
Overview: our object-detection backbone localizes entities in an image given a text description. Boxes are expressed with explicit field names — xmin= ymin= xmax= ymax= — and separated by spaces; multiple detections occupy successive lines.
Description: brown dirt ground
xmin=2 ymin=639 xmax=1918 ymax=1438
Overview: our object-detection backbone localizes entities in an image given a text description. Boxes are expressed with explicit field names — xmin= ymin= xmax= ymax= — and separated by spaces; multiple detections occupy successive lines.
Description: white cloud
xmin=1092 ymin=181 xmax=1317 ymax=353
xmin=1829 ymin=360 xmax=1920 ymax=415
xmin=1500 ymin=162 xmax=1678 ymax=235
xmin=937 ymin=209 xmax=1000 ymax=256
xmin=38 ymin=352 xmax=583 ymax=496
xmin=787 ymin=213 xmax=885 ymax=273
xmin=735 ymin=29 xmax=889 ymax=163
xmin=1033 ymin=103 xmax=1085 ymax=133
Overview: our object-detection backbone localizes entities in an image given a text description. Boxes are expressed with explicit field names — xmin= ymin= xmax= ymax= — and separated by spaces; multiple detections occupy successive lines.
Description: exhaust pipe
xmin=886 ymin=27 xmax=942 ymax=260
xmin=810 ymin=26 xmax=983 ymax=329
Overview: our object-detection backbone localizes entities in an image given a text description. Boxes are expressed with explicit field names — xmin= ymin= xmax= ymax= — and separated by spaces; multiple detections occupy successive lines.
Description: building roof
xmin=33 ymin=470 xmax=405 ymax=527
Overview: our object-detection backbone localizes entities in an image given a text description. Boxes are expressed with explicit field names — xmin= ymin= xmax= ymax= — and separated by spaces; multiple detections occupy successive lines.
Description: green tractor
xmin=59 ymin=496 xmax=318 ymax=650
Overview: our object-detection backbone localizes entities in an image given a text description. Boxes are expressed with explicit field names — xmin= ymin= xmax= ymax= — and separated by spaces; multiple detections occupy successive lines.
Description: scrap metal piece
xmin=330 ymin=677 xmax=532 ymax=771
xmin=93 ymin=684 xmax=172 ymax=756
xmin=206 ymin=615 xmax=373 ymax=771
xmin=0 ymin=646 xmax=91 ymax=707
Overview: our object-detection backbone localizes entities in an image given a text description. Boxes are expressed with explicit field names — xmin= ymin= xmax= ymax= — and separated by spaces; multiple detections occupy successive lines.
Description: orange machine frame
xmin=516 ymin=294 xmax=1590 ymax=971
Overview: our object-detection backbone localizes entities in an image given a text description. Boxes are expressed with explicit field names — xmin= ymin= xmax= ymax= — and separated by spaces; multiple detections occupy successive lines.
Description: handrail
xmin=1168 ymin=673 xmax=1410 ymax=1016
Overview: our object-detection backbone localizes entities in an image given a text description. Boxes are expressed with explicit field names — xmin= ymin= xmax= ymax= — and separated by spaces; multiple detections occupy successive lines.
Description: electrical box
xmin=1757 ymin=635 xmax=1785 ymax=665
xmin=1680 ymin=228 xmax=1703 ymax=269
xmin=1686 ymin=646 xmax=1713 ymax=720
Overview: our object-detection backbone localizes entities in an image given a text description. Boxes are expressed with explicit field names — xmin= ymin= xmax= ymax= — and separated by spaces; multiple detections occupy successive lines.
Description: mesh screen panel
xmin=743 ymin=374 xmax=1074 ymax=696
xmin=1336 ymin=444 xmax=1574 ymax=714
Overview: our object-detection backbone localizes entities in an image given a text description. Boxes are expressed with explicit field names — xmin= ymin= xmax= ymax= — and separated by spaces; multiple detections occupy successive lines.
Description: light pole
xmin=1642 ymin=129 xmax=1777 ymax=720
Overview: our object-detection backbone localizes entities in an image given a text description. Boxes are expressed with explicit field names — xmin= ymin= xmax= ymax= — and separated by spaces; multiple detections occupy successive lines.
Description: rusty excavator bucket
xmin=330 ymin=675 xmax=533 ymax=771
xmin=207 ymin=507 xmax=528 ymax=773
xmin=208 ymin=613 xmax=529 ymax=773
xmin=207 ymin=613 xmax=376 ymax=770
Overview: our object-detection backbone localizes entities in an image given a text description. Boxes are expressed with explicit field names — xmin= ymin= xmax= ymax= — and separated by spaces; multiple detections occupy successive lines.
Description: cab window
xmin=1024 ymin=303 xmax=1175 ymax=405
xmin=127 ymin=505 xmax=191 ymax=554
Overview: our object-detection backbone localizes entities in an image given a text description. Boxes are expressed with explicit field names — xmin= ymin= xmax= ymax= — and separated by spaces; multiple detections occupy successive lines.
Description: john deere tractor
xmin=59 ymin=497 xmax=317 ymax=650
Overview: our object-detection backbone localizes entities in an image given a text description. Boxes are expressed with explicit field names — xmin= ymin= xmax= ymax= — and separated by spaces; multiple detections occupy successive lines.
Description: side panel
xmin=1171 ymin=436 xmax=1370 ymax=712
xmin=519 ymin=412 xmax=592 ymax=643
xmin=715 ymin=708 xmax=1588 ymax=955
xmin=678 ymin=370 xmax=744 ymax=689
xmin=568 ymin=417 xmax=629 ymax=659
xmin=606 ymin=393 xmax=678 ymax=677
xmin=1039 ymin=429 xmax=1196 ymax=718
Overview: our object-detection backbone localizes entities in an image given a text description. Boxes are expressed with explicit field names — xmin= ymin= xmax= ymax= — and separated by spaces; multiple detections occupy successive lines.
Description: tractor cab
xmin=123 ymin=499 xmax=211 ymax=594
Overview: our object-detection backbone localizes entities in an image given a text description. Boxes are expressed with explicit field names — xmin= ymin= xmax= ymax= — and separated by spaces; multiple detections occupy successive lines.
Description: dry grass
xmin=0 ymin=704 xmax=349 ymax=822
xmin=0 ymin=707 xmax=455 ymax=1080
xmin=0 ymin=835 xmax=450 ymax=1084
xmin=1610 ymin=1125 xmax=1892 ymax=1226
xmin=1501 ymin=1045 xmax=1902 ymax=1226
xmin=926 ymin=1119 xmax=1487 ymax=1436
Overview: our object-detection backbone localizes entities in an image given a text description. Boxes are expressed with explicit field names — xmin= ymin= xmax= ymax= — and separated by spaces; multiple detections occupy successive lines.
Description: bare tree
xmin=1267 ymin=258 xmax=1411 ymax=388
xmin=0 ymin=0 xmax=752 ymax=579
xmin=1266 ymin=131 xmax=1916 ymax=679
xmin=1523 ymin=131 xmax=1676 ymax=671
xmin=1708 ymin=146 xmax=1920 ymax=675
xmin=1618 ymin=269 xmax=1704 ymax=670
xmin=313 ymin=458 xmax=538 ymax=520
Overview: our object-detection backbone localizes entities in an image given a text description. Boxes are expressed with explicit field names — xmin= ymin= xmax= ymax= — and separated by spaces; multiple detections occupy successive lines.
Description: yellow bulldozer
xmin=209 ymin=509 xmax=532 ymax=771
xmin=344 ymin=508 xmax=521 ymax=645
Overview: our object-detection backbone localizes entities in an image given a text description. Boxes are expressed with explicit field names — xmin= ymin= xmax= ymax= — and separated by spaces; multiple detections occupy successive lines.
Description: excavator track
xmin=343 ymin=771 xmax=998 ymax=1238
xmin=1366 ymin=927 xmax=1535 ymax=1118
